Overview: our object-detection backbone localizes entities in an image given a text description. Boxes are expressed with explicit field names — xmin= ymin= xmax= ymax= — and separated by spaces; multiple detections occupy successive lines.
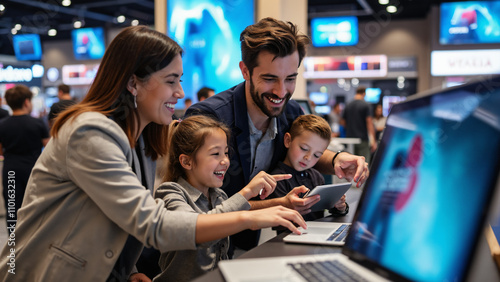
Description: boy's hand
xmin=334 ymin=194 xmax=347 ymax=212
xmin=282 ymin=186 xmax=321 ymax=215
xmin=239 ymin=172 xmax=292 ymax=200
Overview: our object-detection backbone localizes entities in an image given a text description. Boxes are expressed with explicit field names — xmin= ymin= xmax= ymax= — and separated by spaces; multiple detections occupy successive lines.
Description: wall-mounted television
xmin=311 ymin=16 xmax=358 ymax=47
xmin=71 ymin=27 xmax=106 ymax=60
xmin=440 ymin=1 xmax=500 ymax=45
xmin=167 ymin=0 xmax=254 ymax=108
xmin=309 ymin=91 xmax=329 ymax=105
xmin=364 ymin=87 xmax=382 ymax=103
xmin=12 ymin=34 xmax=42 ymax=61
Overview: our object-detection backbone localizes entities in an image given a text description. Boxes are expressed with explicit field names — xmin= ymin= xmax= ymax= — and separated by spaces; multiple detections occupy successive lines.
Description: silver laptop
xmin=282 ymin=182 xmax=352 ymax=246
xmin=283 ymin=222 xmax=351 ymax=246
xmin=219 ymin=75 xmax=500 ymax=282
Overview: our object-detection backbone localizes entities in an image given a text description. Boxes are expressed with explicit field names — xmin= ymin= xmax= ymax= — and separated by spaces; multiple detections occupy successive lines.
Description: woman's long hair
xmin=51 ymin=26 xmax=183 ymax=160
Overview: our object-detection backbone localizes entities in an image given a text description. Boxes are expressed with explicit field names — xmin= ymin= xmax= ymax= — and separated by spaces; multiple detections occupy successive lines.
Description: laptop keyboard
xmin=288 ymin=259 xmax=368 ymax=282
xmin=327 ymin=224 xmax=350 ymax=242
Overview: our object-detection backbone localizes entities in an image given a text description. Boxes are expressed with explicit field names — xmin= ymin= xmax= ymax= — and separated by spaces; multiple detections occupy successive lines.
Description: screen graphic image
xmin=12 ymin=34 xmax=42 ymax=61
xmin=167 ymin=0 xmax=254 ymax=108
xmin=311 ymin=16 xmax=359 ymax=47
xmin=71 ymin=27 xmax=106 ymax=60
xmin=440 ymin=1 xmax=500 ymax=45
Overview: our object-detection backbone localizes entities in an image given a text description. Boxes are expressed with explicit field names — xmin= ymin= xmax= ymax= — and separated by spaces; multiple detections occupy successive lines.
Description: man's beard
xmin=249 ymin=79 xmax=291 ymax=118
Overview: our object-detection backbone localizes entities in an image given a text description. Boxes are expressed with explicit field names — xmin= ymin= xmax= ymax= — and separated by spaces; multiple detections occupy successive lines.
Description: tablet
xmin=304 ymin=182 xmax=352 ymax=212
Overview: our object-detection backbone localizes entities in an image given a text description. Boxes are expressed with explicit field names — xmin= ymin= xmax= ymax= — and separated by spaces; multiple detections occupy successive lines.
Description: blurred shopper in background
xmin=341 ymin=87 xmax=377 ymax=163
xmin=373 ymin=104 xmax=387 ymax=142
xmin=0 ymin=96 xmax=8 ymax=120
xmin=0 ymin=85 xmax=49 ymax=226
xmin=48 ymin=84 xmax=76 ymax=129
xmin=196 ymin=86 xmax=215 ymax=102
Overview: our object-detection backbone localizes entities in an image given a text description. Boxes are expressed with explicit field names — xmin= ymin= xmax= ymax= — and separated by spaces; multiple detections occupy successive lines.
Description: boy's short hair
xmin=288 ymin=114 xmax=331 ymax=142
xmin=5 ymin=84 xmax=32 ymax=110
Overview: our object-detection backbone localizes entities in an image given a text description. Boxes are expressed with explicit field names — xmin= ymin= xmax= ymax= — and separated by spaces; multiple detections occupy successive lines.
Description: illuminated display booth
xmin=167 ymin=0 xmax=254 ymax=109
xmin=12 ymin=34 xmax=42 ymax=61
xmin=71 ymin=27 xmax=106 ymax=60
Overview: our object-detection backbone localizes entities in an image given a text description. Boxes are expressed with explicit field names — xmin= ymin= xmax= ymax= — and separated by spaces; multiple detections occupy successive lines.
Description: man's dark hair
xmin=240 ymin=17 xmax=310 ymax=75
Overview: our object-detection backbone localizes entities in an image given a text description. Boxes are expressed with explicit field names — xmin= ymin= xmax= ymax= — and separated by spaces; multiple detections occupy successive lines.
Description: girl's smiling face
xmin=184 ymin=128 xmax=230 ymax=191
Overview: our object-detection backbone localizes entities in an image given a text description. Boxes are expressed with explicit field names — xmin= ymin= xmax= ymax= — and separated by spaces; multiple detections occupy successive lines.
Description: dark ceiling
xmin=0 ymin=0 xmax=453 ymax=57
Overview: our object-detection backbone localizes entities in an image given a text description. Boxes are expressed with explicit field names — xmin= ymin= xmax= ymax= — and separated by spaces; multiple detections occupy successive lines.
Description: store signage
xmin=303 ymin=55 xmax=387 ymax=78
xmin=431 ymin=49 xmax=500 ymax=76
xmin=388 ymin=56 xmax=417 ymax=72
xmin=0 ymin=64 xmax=44 ymax=83
xmin=62 ymin=64 xmax=99 ymax=85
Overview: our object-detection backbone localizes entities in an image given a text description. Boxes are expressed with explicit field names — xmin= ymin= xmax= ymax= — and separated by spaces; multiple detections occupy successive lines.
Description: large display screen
xmin=440 ymin=1 xmax=500 ymax=45
xmin=311 ymin=16 xmax=358 ymax=47
xmin=71 ymin=27 xmax=106 ymax=60
xmin=12 ymin=34 xmax=42 ymax=61
xmin=167 ymin=0 xmax=254 ymax=108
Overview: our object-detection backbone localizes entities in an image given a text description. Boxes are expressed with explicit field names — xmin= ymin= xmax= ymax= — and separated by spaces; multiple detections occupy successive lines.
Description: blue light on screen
xmin=440 ymin=1 xmax=500 ymax=45
xmin=346 ymin=84 xmax=500 ymax=281
xmin=364 ymin=88 xmax=382 ymax=104
xmin=167 ymin=0 xmax=254 ymax=108
xmin=309 ymin=92 xmax=329 ymax=105
xmin=311 ymin=16 xmax=358 ymax=47
xmin=12 ymin=34 xmax=42 ymax=61
xmin=71 ymin=27 xmax=106 ymax=60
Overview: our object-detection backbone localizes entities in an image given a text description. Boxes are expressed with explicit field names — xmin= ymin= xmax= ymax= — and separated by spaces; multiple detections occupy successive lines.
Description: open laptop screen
xmin=344 ymin=76 xmax=500 ymax=281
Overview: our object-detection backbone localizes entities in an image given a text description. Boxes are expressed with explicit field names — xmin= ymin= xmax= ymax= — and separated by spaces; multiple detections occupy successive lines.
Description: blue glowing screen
xmin=440 ymin=1 xmax=500 ymax=45
xmin=167 ymin=0 xmax=254 ymax=108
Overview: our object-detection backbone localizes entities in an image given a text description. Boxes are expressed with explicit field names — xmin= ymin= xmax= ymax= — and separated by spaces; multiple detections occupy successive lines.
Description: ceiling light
xmin=11 ymin=28 xmax=17 ymax=35
xmin=14 ymin=24 xmax=21 ymax=30
xmin=131 ymin=19 xmax=139 ymax=26
xmin=48 ymin=28 xmax=57 ymax=36
xmin=386 ymin=5 xmax=397 ymax=13
xmin=0 ymin=4 xmax=5 ymax=12
xmin=117 ymin=15 xmax=126 ymax=23
xmin=62 ymin=0 xmax=71 ymax=6
xmin=74 ymin=20 xmax=82 ymax=29
xmin=379 ymin=0 xmax=389 ymax=5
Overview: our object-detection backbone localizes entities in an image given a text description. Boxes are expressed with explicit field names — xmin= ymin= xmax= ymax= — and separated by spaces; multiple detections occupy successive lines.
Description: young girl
xmin=154 ymin=115 xmax=291 ymax=282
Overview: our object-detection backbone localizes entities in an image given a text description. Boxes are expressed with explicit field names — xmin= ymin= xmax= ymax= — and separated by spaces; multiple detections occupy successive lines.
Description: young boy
xmin=270 ymin=114 xmax=348 ymax=220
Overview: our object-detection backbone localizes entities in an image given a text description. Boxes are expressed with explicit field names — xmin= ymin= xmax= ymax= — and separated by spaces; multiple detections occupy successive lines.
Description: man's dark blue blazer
xmin=185 ymin=82 xmax=304 ymax=250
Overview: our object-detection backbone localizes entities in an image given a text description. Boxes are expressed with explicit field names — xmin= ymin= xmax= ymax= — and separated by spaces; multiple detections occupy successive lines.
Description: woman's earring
xmin=134 ymin=95 xmax=137 ymax=109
